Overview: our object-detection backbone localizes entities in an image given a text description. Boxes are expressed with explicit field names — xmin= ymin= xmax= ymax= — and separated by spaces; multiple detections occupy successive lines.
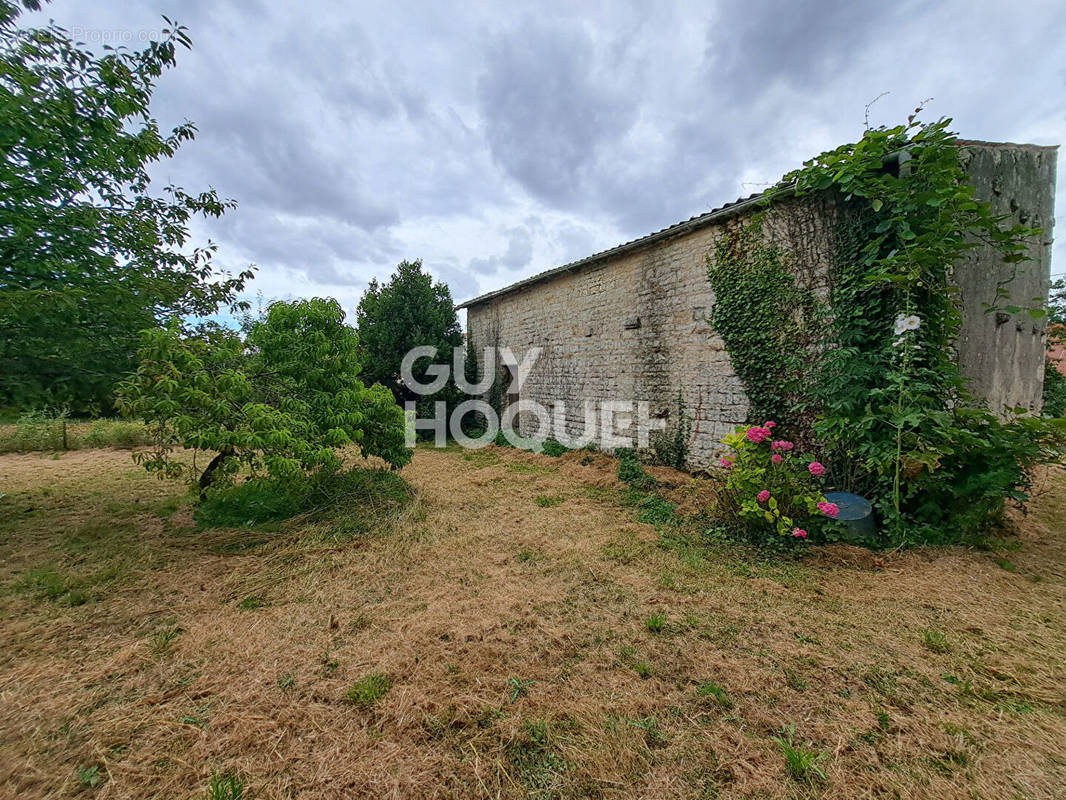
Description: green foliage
xmin=237 ymin=595 xmax=266 ymax=611
xmin=355 ymin=259 xmax=463 ymax=412
xmin=617 ymin=454 xmax=655 ymax=490
xmin=772 ymin=724 xmax=827 ymax=783
xmin=195 ymin=467 xmax=413 ymax=539
xmin=118 ymin=298 xmax=411 ymax=493
xmin=150 ymin=625 xmax=181 ymax=656
xmin=1043 ymin=358 xmax=1066 ymax=418
xmin=75 ymin=764 xmax=102 ymax=789
xmin=921 ymin=629 xmax=951 ymax=653
xmin=707 ymin=226 xmax=815 ymax=427
xmin=760 ymin=113 xmax=1062 ymax=543
xmin=540 ymin=438 xmax=571 ymax=457
xmin=506 ymin=719 xmax=567 ymax=796
xmin=508 ymin=676 xmax=535 ymax=702
xmin=0 ymin=5 xmax=252 ymax=413
xmin=650 ymin=390 xmax=692 ymax=469
xmin=346 ymin=672 xmax=391 ymax=707
xmin=695 ymin=681 xmax=733 ymax=709
xmin=82 ymin=419 xmax=149 ymax=449
xmin=0 ymin=413 xmax=149 ymax=453
xmin=2 ymin=407 xmax=68 ymax=451
xmin=1046 ymin=278 xmax=1066 ymax=326
xmin=195 ymin=479 xmax=306 ymax=528
xmin=205 ymin=772 xmax=246 ymax=800
xmin=635 ymin=494 xmax=677 ymax=527
xmin=15 ymin=566 xmax=74 ymax=604
xmin=534 ymin=494 xmax=563 ymax=508
xmin=644 ymin=613 xmax=666 ymax=633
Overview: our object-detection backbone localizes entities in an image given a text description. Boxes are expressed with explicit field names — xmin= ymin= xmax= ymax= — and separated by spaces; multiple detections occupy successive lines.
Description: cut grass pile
xmin=0 ymin=444 xmax=1064 ymax=798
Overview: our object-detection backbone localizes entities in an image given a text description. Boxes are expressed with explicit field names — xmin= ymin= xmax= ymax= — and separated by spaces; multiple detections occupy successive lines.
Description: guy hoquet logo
xmin=401 ymin=346 xmax=665 ymax=451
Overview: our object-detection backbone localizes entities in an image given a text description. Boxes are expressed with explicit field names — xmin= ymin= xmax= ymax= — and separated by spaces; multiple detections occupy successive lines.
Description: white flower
xmin=892 ymin=336 xmax=906 ymax=348
xmin=893 ymin=314 xmax=921 ymax=336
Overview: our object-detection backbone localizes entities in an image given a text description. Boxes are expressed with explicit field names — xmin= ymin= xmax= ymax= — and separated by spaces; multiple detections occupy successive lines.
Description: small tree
xmin=118 ymin=298 xmax=410 ymax=496
xmin=355 ymin=259 xmax=463 ymax=404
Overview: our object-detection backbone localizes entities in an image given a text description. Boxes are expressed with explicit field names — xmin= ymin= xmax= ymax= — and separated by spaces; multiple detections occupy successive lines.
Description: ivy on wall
xmin=708 ymin=111 xmax=1066 ymax=543
xmin=706 ymin=222 xmax=816 ymax=435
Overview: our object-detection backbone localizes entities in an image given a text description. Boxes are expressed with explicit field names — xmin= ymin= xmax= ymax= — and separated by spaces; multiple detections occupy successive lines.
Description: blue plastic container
xmin=823 ymin=491 xmax=877 ymax=542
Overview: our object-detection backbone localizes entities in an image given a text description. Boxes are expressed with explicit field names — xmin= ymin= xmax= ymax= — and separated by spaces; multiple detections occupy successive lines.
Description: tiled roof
xmin=455 ymin=188 xmax=785 ymax=309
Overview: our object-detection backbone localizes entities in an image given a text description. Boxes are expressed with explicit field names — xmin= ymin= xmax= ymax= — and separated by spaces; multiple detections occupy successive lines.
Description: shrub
xmin=118 ymin=299 xmax=410 ymax=497
xmin=195 ymin=467 xmax=413 ymax=537
xmin=83 ymin=419 xmax=149 ymax=449
xmin=649 ymin=390 xmax=692 ymax=470
xmin=1043 ymin=358 xmax=1066 ymax=418
xmin=716 ymin=422 xmax=836 ymax=543
xmin=617 ymin=455 xmax=655 ymax=490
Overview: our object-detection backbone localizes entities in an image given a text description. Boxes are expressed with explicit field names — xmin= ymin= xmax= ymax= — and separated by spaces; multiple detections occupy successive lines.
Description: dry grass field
xmin=1 ymin=443 xmax=1064 ymax=799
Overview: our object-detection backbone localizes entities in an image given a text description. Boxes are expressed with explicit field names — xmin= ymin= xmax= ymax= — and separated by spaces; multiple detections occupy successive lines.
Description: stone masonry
xmin=459 ymin=142 xmax=1057 ymax=469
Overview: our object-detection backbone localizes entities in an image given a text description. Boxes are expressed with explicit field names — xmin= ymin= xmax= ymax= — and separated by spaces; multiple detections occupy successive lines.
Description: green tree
xmin=355 ymin=259 xmax=463 ymax=404
xmin=1047 ymin=277 xmax=1066 ymax=326
xmin=0 ymin=2 xmax=252 ymax=413
xmin=117 ymin=298 xmax=410 ymax=496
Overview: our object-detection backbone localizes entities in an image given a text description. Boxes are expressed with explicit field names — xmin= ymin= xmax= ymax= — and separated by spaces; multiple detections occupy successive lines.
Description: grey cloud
xmin=476 ymin=18 xmax=642 ymax=207
xmin=701 ymin=0 xmax=904 ymax=103
xmin=469 ymin=225 xmax=533 ymax=275
xmin=23 ymin=0 xmax=1066 ymax=306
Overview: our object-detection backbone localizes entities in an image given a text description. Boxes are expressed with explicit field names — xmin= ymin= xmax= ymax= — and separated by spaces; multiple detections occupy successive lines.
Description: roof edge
xmin=456 ymin=139 xmax=1059 ymax=311
xmin=456 ymin=186 xmax=787 ymax=310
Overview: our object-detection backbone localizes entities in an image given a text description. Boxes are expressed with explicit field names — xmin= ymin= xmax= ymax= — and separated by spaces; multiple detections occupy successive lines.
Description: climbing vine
xmin=711 ymin=111 xmax=1066 ymax=543
xmin=706 ymin=223 xmax=816 ymax=432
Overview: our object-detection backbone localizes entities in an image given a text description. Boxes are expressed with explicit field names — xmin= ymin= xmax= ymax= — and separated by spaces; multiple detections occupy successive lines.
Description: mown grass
xmin=0 ymin=445 xmax=1064 ymax=799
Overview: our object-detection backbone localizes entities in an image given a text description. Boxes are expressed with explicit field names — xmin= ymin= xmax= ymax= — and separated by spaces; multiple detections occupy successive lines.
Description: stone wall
xmin=465 ymin=191 xmax=841 ymax=468
xmin=954 ymin=142 xmax=1057 ymax=414
xmin=464 ymin=142 xmax=1056 ymax=468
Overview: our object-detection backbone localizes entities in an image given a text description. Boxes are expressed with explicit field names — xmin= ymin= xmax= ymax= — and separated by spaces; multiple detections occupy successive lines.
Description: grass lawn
xmin=1 ymin=444 xmax=1064 ymax=798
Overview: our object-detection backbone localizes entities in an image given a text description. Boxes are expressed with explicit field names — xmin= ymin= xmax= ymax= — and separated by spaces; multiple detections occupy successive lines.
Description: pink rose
xmin=808 ymin=461 xmax=825 ymax=477
xmin=771 ymin=453 xmax=783 ymax=464
xmin=791 ymin=528 xmax=808 ymax=538
xmin=757 ymin=490 xmax=771 ymax=503
xmin=817 ymin=501 xmax=839 ymax=518
xmin=745 ymin=426 xmax=772 ymax=444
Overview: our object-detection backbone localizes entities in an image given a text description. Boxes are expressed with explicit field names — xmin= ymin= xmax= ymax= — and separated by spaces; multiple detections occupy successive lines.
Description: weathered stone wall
xmin=466 ymin=192 xmax=841 ymax=468
xmin=465 ymin=142 xmax=1056 ymax=468
xmin=955 ymin=142 xmax=1057 ymax=414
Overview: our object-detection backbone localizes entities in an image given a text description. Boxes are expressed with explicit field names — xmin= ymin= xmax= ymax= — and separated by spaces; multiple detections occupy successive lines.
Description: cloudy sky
xmin=25 ymin=0 xmax=1066 ymax=322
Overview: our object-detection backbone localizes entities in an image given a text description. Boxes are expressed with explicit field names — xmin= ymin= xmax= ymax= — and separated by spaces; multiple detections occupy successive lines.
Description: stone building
xmin=458 ymin=141 xmax=1058 ymax=468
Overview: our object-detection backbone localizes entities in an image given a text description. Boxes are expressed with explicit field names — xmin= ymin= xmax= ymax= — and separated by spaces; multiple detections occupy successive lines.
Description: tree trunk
xmin=198 ymin=446 xmax=234 ymax=499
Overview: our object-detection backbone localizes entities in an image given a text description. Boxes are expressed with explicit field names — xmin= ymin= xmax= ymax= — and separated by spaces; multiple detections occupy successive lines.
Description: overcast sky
xmin=25 ymin=0 xmax=1066 ymax=321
